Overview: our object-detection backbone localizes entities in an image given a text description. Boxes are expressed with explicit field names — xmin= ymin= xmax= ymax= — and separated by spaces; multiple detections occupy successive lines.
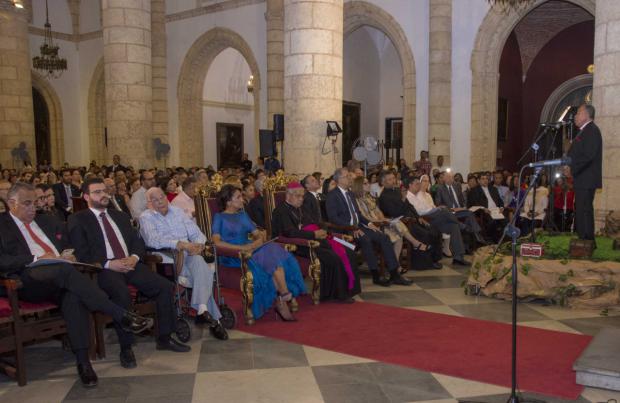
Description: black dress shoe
xmin=390 ymin=273 xmax=413 ymax=286
xmin=77 ymin=362 xmax=98 ymax=388
xmin=209 ymin=322 xmax=229 ymax=341
xmin=156 ymin=336 xmax=191 ymax=353
xmin=195 ymin=312 xmax=218 ymax=327
xmin=432 ymin=262 xmax=443 ymax=270
xmin=120 ymin=348 xmax=137 ymax=369
xmin=372 ymin=277 xmax=391 ymax=287
xmin=120 ymin=311 xmax=154 ymax=334
xmin=452 ymin=258 xmax=471 ymax=267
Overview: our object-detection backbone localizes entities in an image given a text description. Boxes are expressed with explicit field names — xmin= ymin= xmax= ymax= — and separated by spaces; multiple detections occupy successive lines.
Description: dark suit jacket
xmin=466 ymin=185 xmax=504 ymax=209
xmin=52 ymin=182 xmax=81 ymax=211
xmin=377 ymin=187 xmax=417 ymax=219
xmin=111 ymin=164 xmax=127 ymax=173
xmin=246 ymin=195 xmax=265 ymax=228
xmin=325 ymin=187 xmax=367 ymax=227
xmin=112 ymin=194 xmax=131 ymax=216
xmin=302 ymin=191 xmax=322 ymax=225
xmin=435 ymin=184 xmax=466 ymax=209
xmin=567 ymin=121 xmax=603 ymax=190
xmin=0 ymin=213 xmax=70 ymax=275
xmin=68 ymin=208 xmax=145 ymax=266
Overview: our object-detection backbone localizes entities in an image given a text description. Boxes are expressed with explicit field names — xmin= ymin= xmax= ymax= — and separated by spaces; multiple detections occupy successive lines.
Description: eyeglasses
xmin=90 ymin=189 xmax=108 ymax=195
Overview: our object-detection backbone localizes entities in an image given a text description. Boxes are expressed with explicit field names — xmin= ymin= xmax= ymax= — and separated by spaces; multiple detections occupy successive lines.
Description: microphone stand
xmin=484 ymin=167 xmax=546 ymax=403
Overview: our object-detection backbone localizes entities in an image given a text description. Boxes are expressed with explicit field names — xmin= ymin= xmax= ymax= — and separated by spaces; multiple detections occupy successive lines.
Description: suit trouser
xmin=574 ymin=188 xmax=596 ymax=240
xmin=407 ymin=221 xmax=443 ymax=262
xmin=97 ymin=263 xmax=176 ymax=347
xmin=357 ymin=226 xmax=399 ymax=273
xmin=19 ymin=264 xmax=125 ymax=352
xmin=181 ymin=254 xmax=221 ymax=320
xmin=424 ymin=210 xmax=465 ymax=259
xmin=453 ymin=210 xmax=481 ymax=233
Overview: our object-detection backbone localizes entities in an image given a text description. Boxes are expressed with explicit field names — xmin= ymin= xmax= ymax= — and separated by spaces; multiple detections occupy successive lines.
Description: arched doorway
xmin=470 ymin=0 xmax=595 ymax=171
xmin=177 ymin=28 xmax=261 ymax=167
xmin=31 ymin=72 xmax=64 ymax=166
xmin=344 ymin=1 xmax=416 ymax=162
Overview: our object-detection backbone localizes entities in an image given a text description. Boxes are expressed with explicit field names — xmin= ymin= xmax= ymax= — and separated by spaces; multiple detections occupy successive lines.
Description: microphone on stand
xmin=527 ymin=156 xmax=571 ymax=168
xmin=539 ymin=122 xmax=568 ymax=129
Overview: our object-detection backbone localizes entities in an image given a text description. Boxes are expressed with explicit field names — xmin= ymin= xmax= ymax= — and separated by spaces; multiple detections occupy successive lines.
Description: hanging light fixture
xmin=487 ymin=0 xmax=534 ymax=11
xmin=32 ymin=0 xmax=67 ymax=79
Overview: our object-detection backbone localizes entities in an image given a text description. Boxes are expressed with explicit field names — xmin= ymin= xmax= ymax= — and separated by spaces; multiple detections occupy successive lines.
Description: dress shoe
xmin=120 ymin=348 xmax=137 ymax=369
xmin=209 ymin=322 xmax=229 ymax=340
xmin=195 ymin=311 xmax=217 ymax=327
xmin=275 ymin=298 xmax=297 ymax=321
xmin=120 ymin=311 xmax=154 ymax=334
xmin=432 ymin=262 xmax=443 ymax=270
xmin=390 ymin=273 xmax=413 ymax=286
xmin=452 ymin=258 xmax=471 ymax=267
xmin=156 ymin=336 xmax=191 ymax=353
xmin=372 ymin=277 xmax=391 ymax=287
xmin=77 ymin=362 xmax=98 ymax=388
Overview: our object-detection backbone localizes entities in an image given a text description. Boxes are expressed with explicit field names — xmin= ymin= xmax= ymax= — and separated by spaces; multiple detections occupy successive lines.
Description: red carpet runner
xmin=225 ymin=291 xmax=591 ymax=399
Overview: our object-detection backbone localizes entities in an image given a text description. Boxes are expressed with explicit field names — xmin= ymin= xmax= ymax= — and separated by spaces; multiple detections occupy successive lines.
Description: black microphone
xmin=540 ymin=122 xmax=567 ymax=129
xmin=527 ymin=156 xmax=571 ymax=168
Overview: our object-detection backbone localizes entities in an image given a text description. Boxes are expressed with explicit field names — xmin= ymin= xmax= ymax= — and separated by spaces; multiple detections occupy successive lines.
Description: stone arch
xmin=177 ymin=27 xmax=261 ymax=167
xmin=31 ymin=71 xmax=64 ymax=166
xmin=540 ymin=73 xmax=592 ymax=122
xmin=470 ymin=0 xmax=595 ymax=171
xmin=344 ymin=1 xmax=416 ymax=160
xmin=88 ymin=58 xmax=107 ymax=164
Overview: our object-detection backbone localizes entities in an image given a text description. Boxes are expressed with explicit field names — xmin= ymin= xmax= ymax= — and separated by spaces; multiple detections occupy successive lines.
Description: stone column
xmin=428 ymin=0 xmax=452 ymax=166
xmin=151 ymin=0 xmax=168 ymax=146
xmin=102 ymin=0 xmax=152 ymax=168
xmin=0 ymin=1 xmax=35 ymax=168
xmin=266 ymin=0 xmax=284 ymax=129
xmin=593 ymin=0 xmax=620 ymax=230
xmin=284 ymin=0 xmax=343 ymax=175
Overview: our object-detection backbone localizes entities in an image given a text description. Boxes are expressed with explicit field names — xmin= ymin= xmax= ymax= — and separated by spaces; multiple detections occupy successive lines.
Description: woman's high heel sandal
xmin=275 ymin=297 xmax=297 ymax=322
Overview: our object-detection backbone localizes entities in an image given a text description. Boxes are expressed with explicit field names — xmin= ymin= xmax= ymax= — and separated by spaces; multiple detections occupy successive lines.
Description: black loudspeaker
xmin=273 ymin=114 xmax=284 ymax=141
xmin=259 ymin=129 xmax=276 ymax=157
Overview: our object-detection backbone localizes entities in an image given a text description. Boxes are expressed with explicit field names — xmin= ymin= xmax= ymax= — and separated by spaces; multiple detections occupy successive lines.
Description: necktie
xmin=24 ymin=222 xmax=55 ymax=255
xmin=65 ymin=185 xmax=73 ymax=209
xmin=345 ymin=192 xmax=359 ymax=226
xmin=314 ymin=194 xmax=322 ymax=221
xmin=450 ymin=185 xmax=460 ymax=208
xmin=100 ymin=212 xmax=126 ymax=259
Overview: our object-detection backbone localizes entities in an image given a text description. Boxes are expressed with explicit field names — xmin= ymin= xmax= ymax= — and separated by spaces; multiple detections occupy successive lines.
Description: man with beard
xmin=271 ymin=182 xmax=360 ymax=302
xmin=69 ymin=178 xmax=191 ymax=371
xmin=35 ymin=183 xmax=65 ymax=222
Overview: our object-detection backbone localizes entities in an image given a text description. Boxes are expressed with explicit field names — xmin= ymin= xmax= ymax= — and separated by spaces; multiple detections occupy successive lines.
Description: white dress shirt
xmin=406 ymin=190 xmax=436 ymax=216
xmin=481 ymin=186 xmax=498 ymax=210
xmin=10 ymin=212 xmax=59 ymax=258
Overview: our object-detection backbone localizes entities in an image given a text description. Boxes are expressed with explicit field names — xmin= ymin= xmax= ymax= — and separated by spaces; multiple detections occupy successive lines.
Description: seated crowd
xmin=0 ymin=151 xmax=574 ymax=388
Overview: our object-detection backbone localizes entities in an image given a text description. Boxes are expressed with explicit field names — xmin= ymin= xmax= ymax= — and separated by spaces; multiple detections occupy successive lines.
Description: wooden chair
xmin=262 ymin=187 xmax=322 ymax=305
xmin=194 ymin=191 xmax=254 ymax=324
xmin=0 ymin=265 xmax=99 ymax=386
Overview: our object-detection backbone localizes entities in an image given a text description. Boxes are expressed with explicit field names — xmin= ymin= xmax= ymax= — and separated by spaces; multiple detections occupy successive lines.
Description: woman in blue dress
xmin=212 ymin=185 xmax=306 ymax=321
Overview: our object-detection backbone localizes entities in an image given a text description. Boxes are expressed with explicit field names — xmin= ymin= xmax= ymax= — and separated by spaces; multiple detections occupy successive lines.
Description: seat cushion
xmin=0 ymin=297 xmax=58 ymax=319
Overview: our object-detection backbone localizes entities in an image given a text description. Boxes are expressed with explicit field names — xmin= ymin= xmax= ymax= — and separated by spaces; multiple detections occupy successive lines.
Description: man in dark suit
xmin=378 ymin=172 xmax=443 ymax=267
xmin=301 ymin=174 xmax=324 ymax=224
xmin=326 ymin=168 xmax=412 ymax=287
xmin=435 ymin=172 xmax=486 ymax=244
xmin=110 ymin=154 xmax=127 ymax=174
xmin=271 ymin=183 xmax=360 ymax=302
xmin=68 ymin=178 xmax=190 ymax=370
xmin=52 ymin=168 xmax=80 ymax=218
xmin=1 ymin=182 xmax=152 ymax=387
xmin=567 ymin=104 xmax=602 ymax=241
xmin=466 ymin=173 xmax=506 ymax=242
xmin=104 ymin=178 xmax=131 ymax=216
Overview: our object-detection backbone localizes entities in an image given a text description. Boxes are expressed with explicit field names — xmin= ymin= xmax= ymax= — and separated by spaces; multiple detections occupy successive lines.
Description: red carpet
xmin=223 ymin=290 xmax=591 ymax=399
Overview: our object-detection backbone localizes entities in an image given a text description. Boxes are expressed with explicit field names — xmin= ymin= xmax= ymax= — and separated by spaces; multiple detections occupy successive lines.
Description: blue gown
xmin=212 ymin=211 xmax=306 ymax=319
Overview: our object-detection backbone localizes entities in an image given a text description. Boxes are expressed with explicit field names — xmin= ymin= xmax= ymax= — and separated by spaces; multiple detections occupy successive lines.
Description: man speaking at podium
xmin=567 ymin=104 xmax=602 ymax=242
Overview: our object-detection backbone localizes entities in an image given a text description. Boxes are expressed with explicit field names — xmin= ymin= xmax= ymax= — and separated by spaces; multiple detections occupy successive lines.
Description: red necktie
xmin=24 ymin=222 xmax=55 ymax=255
xmin=100 ymin=212 xmax=126 ymax=259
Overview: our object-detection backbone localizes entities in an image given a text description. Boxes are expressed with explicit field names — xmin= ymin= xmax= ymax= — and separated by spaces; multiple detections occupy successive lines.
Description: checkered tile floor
xmin=2 ymin=260 xmax=620 ymax=403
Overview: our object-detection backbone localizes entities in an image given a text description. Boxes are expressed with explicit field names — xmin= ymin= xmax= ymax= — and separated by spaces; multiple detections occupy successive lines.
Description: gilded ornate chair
xmin=262 ymin=175 xmax=321 ymax=305
xmin=194 ymin=189 xmax=254 ymax=324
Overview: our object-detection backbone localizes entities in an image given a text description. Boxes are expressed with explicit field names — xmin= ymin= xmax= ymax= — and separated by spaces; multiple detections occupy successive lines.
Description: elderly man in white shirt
xmin=139 ymin=187 xmax=228 ymax=340
xmin=129 ymin=171 xmax=156 ymax=219
xmin=405 ymin=175 xmax=470 ymax=266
